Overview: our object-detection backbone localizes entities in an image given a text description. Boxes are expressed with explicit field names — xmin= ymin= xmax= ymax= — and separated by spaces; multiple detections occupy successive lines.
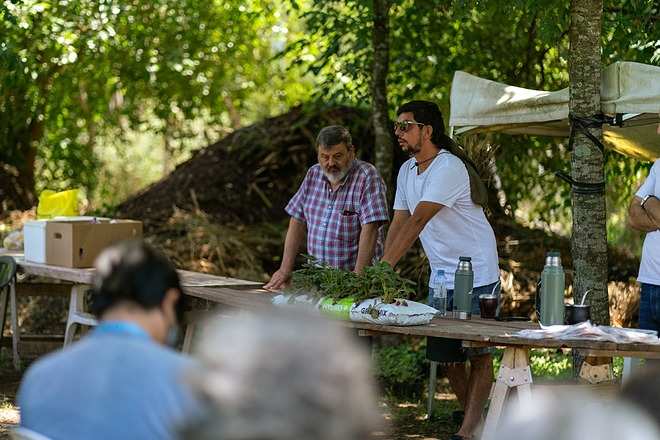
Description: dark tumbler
xmin=479 ymin=294 xmax=498 ymax=319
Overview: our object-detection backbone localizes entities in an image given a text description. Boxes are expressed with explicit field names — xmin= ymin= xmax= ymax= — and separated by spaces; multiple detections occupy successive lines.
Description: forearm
xmin=280 ymin=218 xmax=306 ymax=272
xmin=644 ymin=197 xmax=660 ymax=228
xmin=629 ymin=197 xmax=659 ymax=232
xmin=381 ymin=217 xmax=426 ymax=267
xmin=384 ymin=212 xmax=409 ymax=254
xmin=354 ymin=223 xmax=379 ymax=273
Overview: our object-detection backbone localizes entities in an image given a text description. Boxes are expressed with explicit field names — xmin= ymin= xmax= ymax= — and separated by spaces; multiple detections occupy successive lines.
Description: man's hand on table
xmin=264 ymin=268 xmax=292 ymax=291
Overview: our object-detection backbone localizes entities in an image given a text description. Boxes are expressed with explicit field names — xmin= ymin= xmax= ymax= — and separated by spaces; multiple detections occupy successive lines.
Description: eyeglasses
xmin=394 ymin=120 xmax=424 ymax=133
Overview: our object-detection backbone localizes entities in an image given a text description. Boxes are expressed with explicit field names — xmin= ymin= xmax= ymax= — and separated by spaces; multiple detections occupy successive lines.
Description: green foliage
xmin=1 ymin=0 xmax=312 ymax=206
xmin=493 ymin=349 xmax=573 ymax=380
xmin=288 ymin=255 xmax=417 ymax=303
xmin=289 ymin=0 xmax=660 ymax=246
xmin=530 ymin=350 xmax=573 ymax=379
xmin=374 ymin=340 xmax=428 ymax=399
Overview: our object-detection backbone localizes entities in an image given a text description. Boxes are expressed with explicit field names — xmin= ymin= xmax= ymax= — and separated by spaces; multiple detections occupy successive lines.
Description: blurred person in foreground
xmin=18 ymin=240 xmax=199 ymax=440
xmin=621 ymin=367 xmax=660 ymax=431
xmin=264 ymin=125 xmax=389 ymax=290
xmin=494 ymin=390 xmax=660 ymax=440
xmin=179 ymin=311 xmax=381 ymax=440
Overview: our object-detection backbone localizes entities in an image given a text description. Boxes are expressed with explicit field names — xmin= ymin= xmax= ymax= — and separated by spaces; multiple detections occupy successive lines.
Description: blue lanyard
xmin=94 ymin=321 xmax=150 ymax=341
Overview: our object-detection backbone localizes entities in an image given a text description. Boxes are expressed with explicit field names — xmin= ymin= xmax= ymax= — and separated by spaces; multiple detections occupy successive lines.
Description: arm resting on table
xmin=354 ymin=222 xmax=382 ymax=273
xmin=264 ymin=217 xmax=306 ymax=290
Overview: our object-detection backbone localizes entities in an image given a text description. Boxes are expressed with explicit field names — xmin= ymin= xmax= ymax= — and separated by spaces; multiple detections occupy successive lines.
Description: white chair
xmin=11 ymin=427 xmax=53 ymax=440
xmin=63 ymin=284 xmax=98 ymax=346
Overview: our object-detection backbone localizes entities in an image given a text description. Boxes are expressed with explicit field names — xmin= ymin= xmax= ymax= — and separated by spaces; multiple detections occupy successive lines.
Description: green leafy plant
xmin=287 ymin=255 xmax=417 ymax=303
xmin=374 ymin=341 xmax=429 ymax=400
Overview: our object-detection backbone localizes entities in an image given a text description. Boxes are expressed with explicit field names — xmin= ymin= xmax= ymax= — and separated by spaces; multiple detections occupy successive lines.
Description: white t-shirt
xmin=636 ymin=160 xmax=660 ymax=285
xmin=393 ymin=151 xmax=499 ymax=290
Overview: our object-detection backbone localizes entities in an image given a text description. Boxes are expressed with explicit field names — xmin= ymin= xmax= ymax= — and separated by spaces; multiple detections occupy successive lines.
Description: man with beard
xmin=265 ymin=125 xmax=389 ymax=290
xmin=382 ymin=101 xmax=499 ymax=440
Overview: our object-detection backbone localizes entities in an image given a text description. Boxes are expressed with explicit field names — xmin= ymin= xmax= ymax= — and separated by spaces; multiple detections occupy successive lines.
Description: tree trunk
xmin=568 ymin=0 xmax=609 ymax=325
xmin=371 ymin=0 xmax=395 ymax=201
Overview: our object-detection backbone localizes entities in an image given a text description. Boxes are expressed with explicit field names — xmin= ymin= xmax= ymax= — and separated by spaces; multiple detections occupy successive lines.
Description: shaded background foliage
xmin=1 ymin=0 xmax=658 ymax=254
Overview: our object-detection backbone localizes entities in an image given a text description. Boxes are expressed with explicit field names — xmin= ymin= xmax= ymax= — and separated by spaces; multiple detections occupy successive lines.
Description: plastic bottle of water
xmin=429 ymin=269 xmax=447 ymax=316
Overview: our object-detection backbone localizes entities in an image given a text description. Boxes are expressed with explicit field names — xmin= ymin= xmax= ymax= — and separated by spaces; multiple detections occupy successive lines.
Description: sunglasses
xmin=394 ymin=120 xmax=424 ymax=133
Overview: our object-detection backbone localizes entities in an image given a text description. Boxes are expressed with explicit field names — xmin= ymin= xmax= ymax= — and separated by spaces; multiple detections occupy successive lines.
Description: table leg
xmin=9 ymin=281 xmax=20 ymax=370
xmin=0 ymin=286 xmax=7 ymax=347
xmin=426 ymin=361 xmax=438 ymax=418
xmin=482 ymin=347 xmax=532 ymax=440
xmin=182 ymin=323 xmax=195 ymax=354
xmin=64 ymin=285 xmax=85 ymax=347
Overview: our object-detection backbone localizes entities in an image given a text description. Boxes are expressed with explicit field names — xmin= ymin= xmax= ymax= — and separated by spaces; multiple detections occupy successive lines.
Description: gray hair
xmin=495 ymin=390 xmax=660 ymax=440
xmin=180 ymin=311 xmax=380 ymax=440
xmin=316 ymin=125 xmax=352 ymax=149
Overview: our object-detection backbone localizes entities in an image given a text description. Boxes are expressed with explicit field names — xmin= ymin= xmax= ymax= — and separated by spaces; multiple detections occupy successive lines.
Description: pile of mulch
xmin=116 ymin=105 xmax=410 ymax=229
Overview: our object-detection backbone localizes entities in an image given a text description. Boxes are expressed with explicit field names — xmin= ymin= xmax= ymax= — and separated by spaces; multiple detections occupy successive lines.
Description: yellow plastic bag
xmin=37 ymin=189 xmax=80 ymax=219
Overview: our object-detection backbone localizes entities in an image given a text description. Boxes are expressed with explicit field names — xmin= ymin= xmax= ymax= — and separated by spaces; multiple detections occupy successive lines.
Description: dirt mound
xmin=117 ymin=105 xmax=388 ymax=229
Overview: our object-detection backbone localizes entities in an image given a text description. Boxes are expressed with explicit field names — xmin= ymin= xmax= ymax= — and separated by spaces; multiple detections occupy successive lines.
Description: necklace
xmin=412 ymin=152 xmax=440 ymax=169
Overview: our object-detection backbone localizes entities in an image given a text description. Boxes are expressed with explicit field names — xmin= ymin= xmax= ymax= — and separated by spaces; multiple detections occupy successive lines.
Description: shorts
xmin=639 ymin=283 xmax=660 ymax=333
xmin=426 ymin=281 xmax=501 ymax=364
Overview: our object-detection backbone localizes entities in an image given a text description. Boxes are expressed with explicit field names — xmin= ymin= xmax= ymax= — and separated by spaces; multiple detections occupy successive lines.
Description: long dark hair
xmin=396 ymin=100 xmax=488 ymax=207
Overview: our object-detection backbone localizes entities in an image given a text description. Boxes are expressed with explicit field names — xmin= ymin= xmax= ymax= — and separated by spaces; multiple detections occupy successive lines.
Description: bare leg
xmin=456 ymin=354 xmax=493 ymax=438
xmin=444 ymin=362 xmax=468 ymax=408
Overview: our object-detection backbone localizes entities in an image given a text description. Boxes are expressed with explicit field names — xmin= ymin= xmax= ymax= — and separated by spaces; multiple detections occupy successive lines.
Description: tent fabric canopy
xmin=449 ymin=61 xmax=660 ymax=160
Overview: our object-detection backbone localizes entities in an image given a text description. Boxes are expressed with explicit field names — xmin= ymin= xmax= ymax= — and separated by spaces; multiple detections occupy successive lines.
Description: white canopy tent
xmin=449 ymin=62 xmax=660 ymax=160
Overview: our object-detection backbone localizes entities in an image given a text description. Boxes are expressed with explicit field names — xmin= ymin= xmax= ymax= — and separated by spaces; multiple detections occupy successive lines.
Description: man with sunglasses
xmin=383 ymin=101 xmax=499 ymax=440
xmin=264 ymin=125 xmax=389 ymax=290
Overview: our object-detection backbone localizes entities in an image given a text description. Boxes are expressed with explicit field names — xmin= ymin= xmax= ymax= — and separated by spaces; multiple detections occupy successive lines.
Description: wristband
xmin=641 ymin=194 xmax=656 ymax=209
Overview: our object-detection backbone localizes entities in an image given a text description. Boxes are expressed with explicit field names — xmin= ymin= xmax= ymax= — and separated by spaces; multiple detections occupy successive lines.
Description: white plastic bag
xmin=349 ymin=298 xmax=438 ymax=326
xmin=272 ymin=294 xmax=438 ymax=326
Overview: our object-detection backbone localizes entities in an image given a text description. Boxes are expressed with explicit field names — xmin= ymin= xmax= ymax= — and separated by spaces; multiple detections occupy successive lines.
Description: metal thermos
xmin=539 ymin=251 xmax=565 ymax=325
xmin=453 ymin=256 xmax=473 ymax=319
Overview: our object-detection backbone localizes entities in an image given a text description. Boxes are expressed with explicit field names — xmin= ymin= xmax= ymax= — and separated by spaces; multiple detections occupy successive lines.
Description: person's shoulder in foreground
xmin=17 ymin=240 xmax=200 ymax=440
xmin=19 ymin=333 xmax=198 ymax=440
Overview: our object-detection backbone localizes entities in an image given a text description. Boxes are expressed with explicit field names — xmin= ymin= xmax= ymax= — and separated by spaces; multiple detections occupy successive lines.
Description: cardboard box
xmin=24 ymin=218 xmax=143 ymax=268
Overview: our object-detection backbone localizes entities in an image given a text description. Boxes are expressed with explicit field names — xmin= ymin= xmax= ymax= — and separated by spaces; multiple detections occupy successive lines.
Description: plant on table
xmin=287 ymin=255 xmax=417 ymax=304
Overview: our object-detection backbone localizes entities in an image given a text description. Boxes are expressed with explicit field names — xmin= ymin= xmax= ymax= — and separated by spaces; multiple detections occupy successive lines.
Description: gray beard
xmin=323 ymin=167 xmax=349 ymax=184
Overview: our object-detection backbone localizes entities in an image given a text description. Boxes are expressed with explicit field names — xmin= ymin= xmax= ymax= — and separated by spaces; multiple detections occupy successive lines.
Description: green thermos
xmin=453 ymin=256 xmax=473 ymax=320
xmin=539 ymin=251 xmax=565 ymax=325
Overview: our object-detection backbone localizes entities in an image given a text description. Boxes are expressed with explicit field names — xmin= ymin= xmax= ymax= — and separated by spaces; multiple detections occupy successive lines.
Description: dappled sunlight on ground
xmin=0 ymin=407 xmax=18 ymax=425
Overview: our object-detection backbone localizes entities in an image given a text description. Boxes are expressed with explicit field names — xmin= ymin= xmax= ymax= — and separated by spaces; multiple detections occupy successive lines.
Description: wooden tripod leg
xmin=482 ymin=347 xmax=533 ymax=440
xmin=482 ymin=347 xmax=515 ymax=440
xmin=513 ymin=348 xmax=532 ymax=405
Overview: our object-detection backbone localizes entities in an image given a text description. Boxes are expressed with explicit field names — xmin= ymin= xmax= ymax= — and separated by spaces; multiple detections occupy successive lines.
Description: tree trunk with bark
xmin=371 ymin=0 xmax=395 ymax=201
xmin=568 ymin=0 xmax=609 ymax=325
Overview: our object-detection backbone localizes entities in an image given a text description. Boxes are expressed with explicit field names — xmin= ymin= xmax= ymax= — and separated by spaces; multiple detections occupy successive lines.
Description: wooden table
xmin=5 ymin=257 xmax=660 ymax=438
xmin=0 ymin=253 xmax=263 ymax=369
xmin=179 ymin=287 xmax=660 ymax=439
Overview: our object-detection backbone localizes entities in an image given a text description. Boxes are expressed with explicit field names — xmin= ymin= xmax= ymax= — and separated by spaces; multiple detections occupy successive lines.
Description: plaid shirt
xmin=286 ymin=160 xmax=389 ymax=270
